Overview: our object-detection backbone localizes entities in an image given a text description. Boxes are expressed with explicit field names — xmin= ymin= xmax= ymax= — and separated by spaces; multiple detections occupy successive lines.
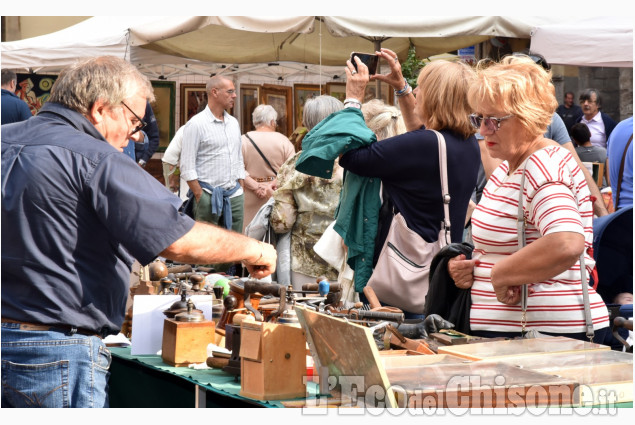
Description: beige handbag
xmin=365 ymin=130 xmax=450 ymax=313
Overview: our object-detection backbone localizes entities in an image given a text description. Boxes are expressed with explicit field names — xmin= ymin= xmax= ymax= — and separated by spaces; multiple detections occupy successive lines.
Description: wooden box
xmin=437 ymin=336 xmax=610 ymax=361
xmin=497 ymin=350 xmax=633 ymax=403
xmin=294 ymin=306 xmax=588 ymax=408
xmin=239 ymin=321 xmax=307 ymax=400
xmin=161 ymin=318 xmax=215 ymax=367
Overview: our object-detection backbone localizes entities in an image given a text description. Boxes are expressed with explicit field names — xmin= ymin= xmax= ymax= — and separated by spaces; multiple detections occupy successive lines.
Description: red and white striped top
xmin=470 ymin=146 xmax=609 ymax=334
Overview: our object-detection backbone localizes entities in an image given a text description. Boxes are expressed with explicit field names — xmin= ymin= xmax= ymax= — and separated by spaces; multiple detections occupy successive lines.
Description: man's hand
xmin=242 ymin=241 xmax=277 ymax=279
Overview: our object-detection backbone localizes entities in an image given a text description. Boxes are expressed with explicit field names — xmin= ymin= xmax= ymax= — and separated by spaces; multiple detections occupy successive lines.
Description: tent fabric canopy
xmin=2 ymin=16 xmax=578 ymax=74
xmin=530 ymin=16 xmax=633 ymax=68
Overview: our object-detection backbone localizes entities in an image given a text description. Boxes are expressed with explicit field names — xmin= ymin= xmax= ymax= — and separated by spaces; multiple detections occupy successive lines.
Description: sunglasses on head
xmin=469 ymin=113 xmax=514 ymax=132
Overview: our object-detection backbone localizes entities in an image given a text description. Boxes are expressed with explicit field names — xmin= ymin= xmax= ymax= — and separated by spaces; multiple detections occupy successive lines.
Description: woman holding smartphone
xmin=298 ymin=49 xmax=480 ymax=317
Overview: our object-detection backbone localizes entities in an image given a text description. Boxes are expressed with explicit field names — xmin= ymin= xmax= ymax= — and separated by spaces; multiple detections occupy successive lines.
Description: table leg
xmin=195 ymin=385 xmax=207 ymax=408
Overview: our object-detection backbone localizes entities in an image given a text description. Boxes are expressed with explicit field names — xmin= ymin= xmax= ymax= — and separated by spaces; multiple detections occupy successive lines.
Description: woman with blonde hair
xmin=448 ymin=54 xmax=609 ymax=341
xmin=300 ymin=53 xmax=480 ymax=316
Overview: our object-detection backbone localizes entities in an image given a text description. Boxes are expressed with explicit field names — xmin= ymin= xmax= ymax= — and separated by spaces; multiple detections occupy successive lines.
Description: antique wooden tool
xmin=162 ymin=299 xmax=215 ymax=366
xmin=239 ymin=320 xmax=307 ymax=400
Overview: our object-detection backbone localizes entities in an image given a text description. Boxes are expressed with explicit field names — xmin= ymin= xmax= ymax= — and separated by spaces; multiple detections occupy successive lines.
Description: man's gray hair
xmin=302 ymin=95 xmax=344 ymax=131
xmin=252 ymin=104 xmax=278 ymax=128
xmin=48 ymin=56 xmax=154 ymax=116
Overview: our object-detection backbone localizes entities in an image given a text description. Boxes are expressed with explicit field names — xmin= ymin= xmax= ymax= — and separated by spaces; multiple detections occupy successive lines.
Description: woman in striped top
xmin=448 ymin=55 xmax=610 ymax=342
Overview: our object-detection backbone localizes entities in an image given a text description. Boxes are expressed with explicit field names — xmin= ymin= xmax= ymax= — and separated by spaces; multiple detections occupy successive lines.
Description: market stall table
xmin=107 ymin=347 xmax=317 ymax=408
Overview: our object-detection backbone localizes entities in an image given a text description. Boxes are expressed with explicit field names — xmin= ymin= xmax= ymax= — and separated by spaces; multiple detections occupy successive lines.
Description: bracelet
xmin=395 ymin=86 xmax=412 ymax=97
xmin=344 ymin=98 xmax=362 ymax=109
xmin=252 ymin=241 xmax=264 ymax=264
xmin=394 ymin=78 xmax=409 ymax=95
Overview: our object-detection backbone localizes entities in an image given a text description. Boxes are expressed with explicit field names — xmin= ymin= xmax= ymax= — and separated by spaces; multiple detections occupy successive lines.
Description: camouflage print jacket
xmin=270 ymin=151 xmax=342 ymax=280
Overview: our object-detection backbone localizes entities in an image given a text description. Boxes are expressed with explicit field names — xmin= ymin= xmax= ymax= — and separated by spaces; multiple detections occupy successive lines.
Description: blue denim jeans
xmin=1 ymin=323 xmax=111 ymax=408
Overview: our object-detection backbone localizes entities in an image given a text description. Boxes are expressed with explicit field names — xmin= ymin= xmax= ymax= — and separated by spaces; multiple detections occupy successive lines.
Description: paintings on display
xmin=239 ymin=84 xmax=260 ymax=133
xmin=16 ymin=73 xmax=58 ymax=116
xmin=260 ymin=84 xmax=293 ymax=138
xmin=179 ymin=83 xmax=207 ymax=126
xmin=293 ymin=84 xmax=321 ymax=129
xmin=150 ymin=81 xmax=176 ymax=151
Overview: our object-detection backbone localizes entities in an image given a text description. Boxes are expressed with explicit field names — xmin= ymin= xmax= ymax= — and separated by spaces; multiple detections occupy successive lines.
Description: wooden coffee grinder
xmin=162 ymin=298 xmax=215 ymax=367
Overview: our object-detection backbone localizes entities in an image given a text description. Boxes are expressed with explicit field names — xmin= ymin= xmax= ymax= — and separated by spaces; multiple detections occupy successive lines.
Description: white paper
xmin=130 ymin=295 xmax=214 ymax=355
xmin=102 ymin=332 xmax=131 ymax=347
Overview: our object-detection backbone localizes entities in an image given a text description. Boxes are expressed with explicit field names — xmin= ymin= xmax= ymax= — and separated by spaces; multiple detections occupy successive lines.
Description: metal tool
xmin=243 ymin=280 xmax=287 ymax=322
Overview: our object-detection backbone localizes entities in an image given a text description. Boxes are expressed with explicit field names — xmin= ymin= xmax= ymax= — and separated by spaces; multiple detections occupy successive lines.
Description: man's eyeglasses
xmin=121 ymin=101 xmax=147 ymax=135
xmin=469 ymin=113 xmax=514 ymax=132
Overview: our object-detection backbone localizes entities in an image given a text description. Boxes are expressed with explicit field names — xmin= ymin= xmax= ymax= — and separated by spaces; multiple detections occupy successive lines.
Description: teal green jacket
xmin=296 ymin=108 xmax=380 ymax=292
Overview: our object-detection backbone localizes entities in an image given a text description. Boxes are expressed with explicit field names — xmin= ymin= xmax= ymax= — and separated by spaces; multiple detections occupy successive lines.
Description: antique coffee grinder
xmin=161 ymin=298 xmax=215 ymax=367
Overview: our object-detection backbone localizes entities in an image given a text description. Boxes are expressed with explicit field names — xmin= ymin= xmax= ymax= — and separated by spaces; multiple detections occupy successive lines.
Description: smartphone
xmin=350 ymin=52 xmax=379 ymax=75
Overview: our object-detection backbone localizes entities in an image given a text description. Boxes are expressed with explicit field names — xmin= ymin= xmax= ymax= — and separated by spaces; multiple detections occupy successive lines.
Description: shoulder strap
xmin=615 ymin=133 xmax=633 ymax=207
xmin=245 ymin=133 xmax=277 ymax=175
xmin=430 ymin=130 xmax=451 ymax=243
xmin=517 ymin=160 xmax=594 ymax=341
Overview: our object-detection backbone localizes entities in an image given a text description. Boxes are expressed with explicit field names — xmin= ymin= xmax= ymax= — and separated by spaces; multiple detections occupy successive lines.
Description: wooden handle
xmin=363 ymin=286 xmax=382 ymax=309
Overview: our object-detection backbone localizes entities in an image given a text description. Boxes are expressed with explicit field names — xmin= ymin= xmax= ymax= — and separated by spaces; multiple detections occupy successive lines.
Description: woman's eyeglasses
xmin=121 ymin=101 xmax=147 ymax=135
xmin=469 ymin=113 xmax=514 ymax=133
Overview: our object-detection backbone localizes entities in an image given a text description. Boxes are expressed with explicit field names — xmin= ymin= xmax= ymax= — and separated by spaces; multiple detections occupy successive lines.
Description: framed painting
xmin=325 ymin=82 xmax=346 ymax=103
xmin=364 ymin=81 xmax=394 ymax=105
xmin=240 ymin=84 xmax=260 ymax=133
xmin=293 ymin=84 xmax=321 ymax=129
xmin=151 ymin=80 xmax=176 ymax=151
xmin=180 ymin=83 xmax=207 ymax=126
xmin=16 ymin=73 xmax=58 ymax=116
xmin=260 ymin=84 xmax=293 ymax=137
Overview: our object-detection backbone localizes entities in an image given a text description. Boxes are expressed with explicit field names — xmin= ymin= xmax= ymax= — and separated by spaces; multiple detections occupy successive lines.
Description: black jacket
xmin=423 ymin=242 xmax=473 ymax=334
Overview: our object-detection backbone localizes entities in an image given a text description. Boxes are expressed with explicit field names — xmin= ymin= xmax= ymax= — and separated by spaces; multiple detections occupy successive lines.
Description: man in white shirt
xmin=180 ymin=76 xmax=245 ymax=233
xmin=577 ymin=88 xmax=617 ymax=149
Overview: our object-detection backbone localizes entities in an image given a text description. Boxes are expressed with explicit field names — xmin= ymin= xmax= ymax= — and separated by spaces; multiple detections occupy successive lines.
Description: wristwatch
xmin=138 ymin=159 xmax=147 ymax=167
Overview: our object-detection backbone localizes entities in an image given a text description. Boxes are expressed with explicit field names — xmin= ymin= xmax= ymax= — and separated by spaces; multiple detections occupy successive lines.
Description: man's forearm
xmin=161 ymin=221 xmax=260 ymax=264
xmin=187 ymin=179 xmax=202 ymax=200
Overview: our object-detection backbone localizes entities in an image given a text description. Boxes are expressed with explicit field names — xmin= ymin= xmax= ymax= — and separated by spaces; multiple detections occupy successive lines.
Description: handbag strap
xmin=517 ymin=166 xmax=529 ymax=333
xmin=517 ymin=162 xmax=594 ymax=341
xmin=615 ymin=133 xmax=633 ymax=207
xmin=430 ymin=130 xmax=451 ymax=243
xmin=245 ymin=133 xmax=277 ymax=175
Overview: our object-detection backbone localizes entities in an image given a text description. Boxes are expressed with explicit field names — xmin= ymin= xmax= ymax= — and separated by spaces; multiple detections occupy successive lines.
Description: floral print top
xmin=270 ymin=151 xmax=343 ymax=280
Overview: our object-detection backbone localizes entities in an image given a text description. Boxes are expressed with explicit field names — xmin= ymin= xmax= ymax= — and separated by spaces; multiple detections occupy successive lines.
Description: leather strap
xmin=615 ymin=133 xmax=633 ymax=208
xmin=245 ymin=133 xmax=277 ymax=175
xmin=430 ymin=130 xmax=451 ymax=244
xmin=1 ymin=317 xmax=100 ymax=338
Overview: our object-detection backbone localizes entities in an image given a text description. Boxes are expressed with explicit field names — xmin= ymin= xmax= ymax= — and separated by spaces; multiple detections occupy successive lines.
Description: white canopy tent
xmin=2 ymin=16 xmax=576 ymax=78
xmin=530 ymin=16 xmax=633 ymax=68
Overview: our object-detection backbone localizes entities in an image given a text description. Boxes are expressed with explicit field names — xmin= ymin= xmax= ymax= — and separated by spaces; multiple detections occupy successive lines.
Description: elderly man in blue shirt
xmin=1 ymin=56 xmax=276 ymax=408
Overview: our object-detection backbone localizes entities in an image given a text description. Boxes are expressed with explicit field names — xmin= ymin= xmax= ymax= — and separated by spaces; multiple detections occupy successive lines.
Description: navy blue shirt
xmin=340 ymin=128 xmax=480 ymax=244
xmin=1 ymin=102 xmax=195 ymax=336
xmin=137 ymin=102 xmax=159 ymax=163
xmin=1 ymin=88 xmax=32 ymax=125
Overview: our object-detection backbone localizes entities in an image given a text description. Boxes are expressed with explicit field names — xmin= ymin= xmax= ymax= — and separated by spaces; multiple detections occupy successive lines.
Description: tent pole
xmin=374 ymin=40 xmax=382 ymax=102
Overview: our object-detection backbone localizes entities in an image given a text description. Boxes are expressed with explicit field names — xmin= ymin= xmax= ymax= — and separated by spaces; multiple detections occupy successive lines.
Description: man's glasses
xmin=469 ymin=113 xmax=514 ymax=132
xmin=121 ymin=101 xmax=147 ymax=135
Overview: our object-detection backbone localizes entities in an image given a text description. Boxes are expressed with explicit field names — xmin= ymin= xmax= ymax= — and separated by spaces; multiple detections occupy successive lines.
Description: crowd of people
xmin=1 ymin=48 xmax=632 ymax=408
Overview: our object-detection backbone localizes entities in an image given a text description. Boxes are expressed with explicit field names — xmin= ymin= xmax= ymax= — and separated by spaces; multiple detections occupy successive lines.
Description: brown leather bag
xmin=366 ymin=130 xmax=450 ymax=313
